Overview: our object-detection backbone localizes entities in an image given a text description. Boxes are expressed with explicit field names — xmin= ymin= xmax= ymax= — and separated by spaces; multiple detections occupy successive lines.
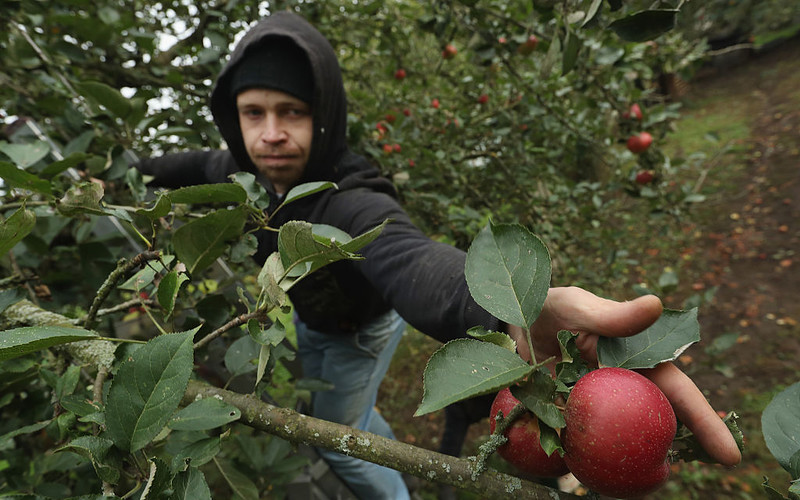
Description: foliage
xmin=1 ymin=0 xmax=796 ymax=498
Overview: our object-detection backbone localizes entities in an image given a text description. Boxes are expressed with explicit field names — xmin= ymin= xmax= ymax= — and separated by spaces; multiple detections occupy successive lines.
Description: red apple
xmin=392 ymin=143 xmax=401 ymax=153
xmin=635 ymin=170 xmax=655 ymax=185
xmin=442 ymin=44 xmax=457 ymax=59
xmin=517 ymin=34 xmax=539 ymax=55
xmin=394 ymin=68 xmax=406 ymax=80
xmin=489 ymin=388 xmax=570 ymax=478
xmin=478 ymin=94 xmax=489 ymax=104
xmin=382 ymin=144 xmax=393 ymax=154
xmin=626 ymin=132 xmax=653 ymax=154
xmin=431 ymin=98 xmax=440 ymax=109
xmin=623 ymin=103 xmax=643 ymax=121
xmin=562 ymin=368 xmax=676 ymax=499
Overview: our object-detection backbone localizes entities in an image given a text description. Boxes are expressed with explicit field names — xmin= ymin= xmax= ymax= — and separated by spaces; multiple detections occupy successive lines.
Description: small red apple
xmin=626 ymin=132 xmax=653 ymax=154
xmin=622 ymin=103 xmax=643 ymax=121
xmin=517 ymin=34 xmax=539 ymax=55
xmin=489 ymin=388 xmax=570 ymax=478
xmin=442 ymin=44 xmax=457 ymax=59
xmin=431 ymin=98 xmax=440 ymax=109
xmin=392 ymin=143 xmax=401 ymax=153
xmin=394 ymin=68 xmax=406 ymax=80
xmin=382 ymin=144 xmax=393 ymax=154
xmin=478 ymin=94 xmax=489 ymax=104
xmin=408 ymin=159 xmax=415 ymax=167
xmin=403 ymin=108 xmax=411 ymax=117
xmin=562 ymin=368 xmax=676 ymax=499
xmin=635 ymin=170 xmax=655 ymax=185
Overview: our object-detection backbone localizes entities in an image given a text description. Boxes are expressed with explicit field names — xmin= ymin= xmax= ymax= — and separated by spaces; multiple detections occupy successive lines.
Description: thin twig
xmin=193 ymin=309 xmax=268 ymax=350
xmin=84 ymin=251 xmax=161 ymax=329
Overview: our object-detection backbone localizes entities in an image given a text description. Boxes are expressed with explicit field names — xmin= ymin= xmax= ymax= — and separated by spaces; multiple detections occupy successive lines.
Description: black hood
xmin=210 ymin=12 xmax=349 ymax=192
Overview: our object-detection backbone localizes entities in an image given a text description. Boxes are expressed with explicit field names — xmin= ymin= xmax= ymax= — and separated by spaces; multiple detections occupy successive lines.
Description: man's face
xmin=236 ymin=88 xmax=313 ymax=195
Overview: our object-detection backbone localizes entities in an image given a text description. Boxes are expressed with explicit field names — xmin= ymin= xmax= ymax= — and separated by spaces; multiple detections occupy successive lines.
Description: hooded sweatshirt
xmin=136 ymin=12 xmax=501 ymax=342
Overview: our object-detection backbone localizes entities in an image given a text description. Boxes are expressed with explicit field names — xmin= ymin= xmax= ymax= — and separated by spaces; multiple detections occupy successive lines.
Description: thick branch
xmin=183 ymin=381 xmax=580 ymax=500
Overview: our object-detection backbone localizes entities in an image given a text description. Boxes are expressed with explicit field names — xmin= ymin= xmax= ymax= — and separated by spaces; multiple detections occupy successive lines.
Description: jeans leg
xmin=296 ymin=310 xmax=409 ymax=500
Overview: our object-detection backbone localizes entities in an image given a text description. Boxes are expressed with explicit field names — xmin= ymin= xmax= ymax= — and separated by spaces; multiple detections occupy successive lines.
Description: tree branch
xmin=84 ymin=251 xmax=162 ymax=330
xmin=183 ymin=381 xmax=580 ymax=499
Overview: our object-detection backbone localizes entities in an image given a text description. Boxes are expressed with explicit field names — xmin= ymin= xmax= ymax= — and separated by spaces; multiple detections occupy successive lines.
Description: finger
xmin=640 ymin=362 xmax=742 ymax=466
xmin=547 ymin=287 xmax=663 ymax=338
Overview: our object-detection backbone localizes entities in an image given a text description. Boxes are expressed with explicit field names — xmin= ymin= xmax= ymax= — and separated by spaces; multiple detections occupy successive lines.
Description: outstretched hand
xmin=506 ymin=286 xmax=742 ymax=467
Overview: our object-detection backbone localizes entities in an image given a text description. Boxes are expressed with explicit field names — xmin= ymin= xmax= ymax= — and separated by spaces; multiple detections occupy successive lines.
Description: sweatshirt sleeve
xmin=134 ymin=150 xmax=240 ymax=187
xmin=323 ymin=189 xmax=502 ymax=343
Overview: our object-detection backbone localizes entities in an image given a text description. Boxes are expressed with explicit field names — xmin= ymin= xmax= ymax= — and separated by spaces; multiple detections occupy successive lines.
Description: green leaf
xmin=172 ymin=206 xmax=248 ymax=275
xmin=248 ymin=317 xmax=286 ymax=347
xmin=283 ymin=181 xmax=337 ymax=205
xmin=105 ymin=330 xmax=196 ymax=452
xmin=0 ymin=207 xmax=36 ymax=257
xmin=0 ymin=141 xmax=50 ymax=168
xmin=276 ymin=221 xmax=387 ymax=284
xmin=215 ymin=458 xmax=259 ymax=500
xmin=157 ymin=269 xmax=189 ymax=318
xmin=75 ymin=81 xmax=132 ymax=119
xmin=168 ymin=183 xmax=247 ymax=205
xmin=136 ymin=193 xmax=172 ymax=220
xmin=224 ymin=335 xmax=259 ymax=377
xmin=39 ymin=152 xmax=91 ymax=179
xmin=466 ymin=326 xmax=517 ymax=352
xmin=415 ymin=338 xmax=534 ymax=416
xmin=146 ymin=457 xmax=176 ymax=499
xmin=561 ymin=30 xmax=582 ymax=75
xmin=608 ymin=10 xmax=679 ymax=42
xmin=597 ymin=308 xmax=701 ymax=369
xmin=171 ymin=467 xmax=212 ymax=500
xmin=168 ymin=397 xmax=241 ymax=431
xmin=581 ymin=0 xmax=603 ymax=27
xmin=56 ymin=181 xmax=105 ymax=216
xmin=0 ymin=161 xmax=52 ymax=195
xmin=0 ymin=326 xmax=98 ymax=361
xmin=538 ymin=421 xmax=563 ymax=457
xmin=230 ymin=172 xmax=271 ymax=209
xmin=465 ymin=222 xmax=551 ymax=329
xmin=555 ymin=330 xmax=588 ymax=387
xmin=0 ymin=420 xmax=52 ymax=446
xmin=257 ymin=252 xmax=290 ymax=306
xmin=511 ymin=368 xmax=566 ymax=429
xmin=540 ymin=31 xmax=561 ymax=77
xmin=172 ymin=437 xmax=221 ymax=469
xmin=0 ymin=288 xmax=26 ymax=315
xmin=58 ymin=435 xmax=119 ymax=484
xmin=762 ymin=381 xmax=800 ymax=478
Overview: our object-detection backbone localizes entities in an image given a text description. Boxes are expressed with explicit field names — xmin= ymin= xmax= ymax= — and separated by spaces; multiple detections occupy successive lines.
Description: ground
xmin=379 ymin=35 xmax=800 ymax=499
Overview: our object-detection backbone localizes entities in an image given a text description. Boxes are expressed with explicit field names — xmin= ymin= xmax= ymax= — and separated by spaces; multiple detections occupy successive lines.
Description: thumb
xmin=547 ymin=287 xmax=664 ymax=338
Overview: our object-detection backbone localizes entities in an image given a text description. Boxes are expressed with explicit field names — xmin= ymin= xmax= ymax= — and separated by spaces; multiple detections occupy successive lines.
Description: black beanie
xmin=229 ymin=37 xmax=314 ymax=104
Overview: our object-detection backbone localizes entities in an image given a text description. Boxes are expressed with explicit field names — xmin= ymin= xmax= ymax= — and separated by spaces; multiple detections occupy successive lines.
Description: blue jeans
xmin=296 ymin=309 xmax=410 ymax=500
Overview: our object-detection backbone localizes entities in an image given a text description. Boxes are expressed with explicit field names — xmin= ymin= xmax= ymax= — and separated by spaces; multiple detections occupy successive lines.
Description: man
xmin=136 ymin=11 xmax=741 ymax=499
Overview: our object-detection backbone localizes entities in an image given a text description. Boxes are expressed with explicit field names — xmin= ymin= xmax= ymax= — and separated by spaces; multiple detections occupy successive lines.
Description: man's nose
xmin=260 ymin=114 xmax=286 ymax=142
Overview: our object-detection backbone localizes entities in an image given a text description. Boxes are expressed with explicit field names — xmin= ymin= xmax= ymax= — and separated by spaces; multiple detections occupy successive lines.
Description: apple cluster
xmin=490 ymin=367 xmax=677 ymax=499
xmin=622 ymin=103 xmax=656 ymax=186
